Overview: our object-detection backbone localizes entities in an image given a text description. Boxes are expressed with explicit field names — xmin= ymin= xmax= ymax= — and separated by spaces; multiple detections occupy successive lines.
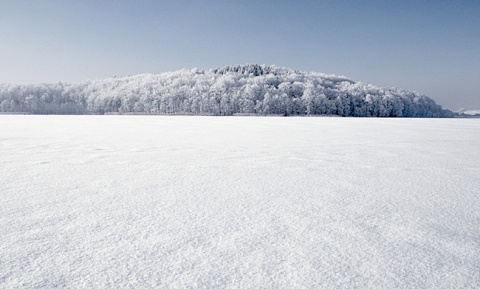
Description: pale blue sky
xmin=1 ymin=0 xmax=479 ymax=109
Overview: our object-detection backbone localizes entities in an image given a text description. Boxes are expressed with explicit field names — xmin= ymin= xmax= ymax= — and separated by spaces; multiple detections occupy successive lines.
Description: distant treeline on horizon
xmin=0 ymin=64 xmax=453 ymax=117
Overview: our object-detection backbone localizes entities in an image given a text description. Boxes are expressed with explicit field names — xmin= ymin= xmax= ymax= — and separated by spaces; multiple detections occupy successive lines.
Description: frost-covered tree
xmin=0 ymin=64 xmax=453 ymax=117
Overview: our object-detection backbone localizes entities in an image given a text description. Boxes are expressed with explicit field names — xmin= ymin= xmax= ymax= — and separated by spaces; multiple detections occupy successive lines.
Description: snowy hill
xmin=0 ymin=64 xmax=453 ymax=117
xmin=456 ymin=109 xmax=480 ymax=117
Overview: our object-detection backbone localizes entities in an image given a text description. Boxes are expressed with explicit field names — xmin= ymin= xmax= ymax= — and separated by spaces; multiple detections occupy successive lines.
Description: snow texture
xmin=1 ymin=115 xmax=479 ymax=288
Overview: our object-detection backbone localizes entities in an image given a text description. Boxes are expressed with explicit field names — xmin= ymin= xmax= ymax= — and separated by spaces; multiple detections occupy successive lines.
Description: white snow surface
xmin=1 ymin=115 xmax=479 ymax=288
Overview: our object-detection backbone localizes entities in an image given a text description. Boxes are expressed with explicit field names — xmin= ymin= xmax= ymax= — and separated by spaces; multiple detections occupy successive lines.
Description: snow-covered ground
xmin=1 ymin=115 xmax=479 ymax=288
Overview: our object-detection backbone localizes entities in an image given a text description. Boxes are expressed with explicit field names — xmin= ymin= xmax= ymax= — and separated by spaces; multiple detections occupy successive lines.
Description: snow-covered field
xmin=1 ymin=115 xmax=479 ymax=288
xmin=462 ymin=110 xmax=480 ymax=116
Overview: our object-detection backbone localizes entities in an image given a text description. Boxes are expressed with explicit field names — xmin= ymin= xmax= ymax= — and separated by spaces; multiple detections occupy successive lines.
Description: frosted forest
xmin=0 ymin=64 xmax=453 ymax=117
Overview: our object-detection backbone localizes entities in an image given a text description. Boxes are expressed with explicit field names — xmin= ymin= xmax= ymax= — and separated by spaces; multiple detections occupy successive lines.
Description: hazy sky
xmin=1 ymin=0 xmax=479 ymax=109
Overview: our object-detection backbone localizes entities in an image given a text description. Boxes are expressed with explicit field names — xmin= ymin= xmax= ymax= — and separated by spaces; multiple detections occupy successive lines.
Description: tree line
xmin=0 ymin=64 xmax=453 ymax=117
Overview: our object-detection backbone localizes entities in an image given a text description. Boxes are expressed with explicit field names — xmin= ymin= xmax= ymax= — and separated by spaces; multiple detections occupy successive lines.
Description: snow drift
xmin=0 ymin=64 xmax=452 ymax=117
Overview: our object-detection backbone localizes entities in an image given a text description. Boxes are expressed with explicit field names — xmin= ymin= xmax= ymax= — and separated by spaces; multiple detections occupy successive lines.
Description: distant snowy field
xmin=1 ymin=116 xmax=479 ymax=288
xmin=463 ymin=110 xmax=480 ymax=116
